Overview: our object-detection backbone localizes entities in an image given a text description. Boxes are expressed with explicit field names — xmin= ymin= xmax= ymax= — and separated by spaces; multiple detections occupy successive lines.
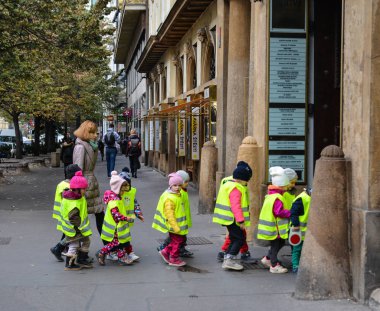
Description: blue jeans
xmin=106 ymin=147 xmax=117 ymax=177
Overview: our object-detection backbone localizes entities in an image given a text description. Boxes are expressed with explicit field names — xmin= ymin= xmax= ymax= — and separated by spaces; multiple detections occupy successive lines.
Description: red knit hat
xmin=70 ymin=171 xmax=88 ymax=189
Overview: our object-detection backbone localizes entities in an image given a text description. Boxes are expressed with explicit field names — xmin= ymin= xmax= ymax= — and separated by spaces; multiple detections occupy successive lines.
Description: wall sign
xmin=178 ymin=113 xmax=186 ymax=157
xmin=267 ymin=0 xmax=307 ymax=183
xmin=191 ymin=107 xmax=200 ymax=160
xmin=149 ymin=121 xmax=154 ymax=151
xmin=155 ymin=120 xmax=160 ymax=152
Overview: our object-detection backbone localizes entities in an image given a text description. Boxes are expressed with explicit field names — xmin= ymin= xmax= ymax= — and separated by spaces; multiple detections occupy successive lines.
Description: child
xmin=216 ymin=168 xmax=251 ymax=262
xmin=50 ymin=164 xmax=82 ymax=261
xmin=283 ymin=168 xmax=298 ymax=207
xmin=119 ymin=167 xmax=144 ymax=262
xmin=258 ymin=166 xmax=290 ymax=273
xmin=213 ymin=161 xmax=252 ymax=271
xmin=152 ymin=173 xmax=189 ymax=267
xmin=97 ymin=171 xmax=135 ymax=266
xmin=157 ymin=170 xmax=193 ymax=257
xmin=290 ymin=187 xmax=311 ymax=273
xmin=60 ymin=171 xmax=93 ymax=271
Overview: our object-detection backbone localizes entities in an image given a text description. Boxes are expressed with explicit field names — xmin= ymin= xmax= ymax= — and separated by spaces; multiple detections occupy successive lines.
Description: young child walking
xmin=50 ymin=164 xmax=82 ymax=261
xmin=60 ymin=171 xmax=93 ymax=271
xmin=290 ymin=187 xmax=311 ymax=273
xmin=157 ymin=170 xmax=193 ymax=257
xmin=258 ymin=166 xmax=290 ymax=273
xmin=119 ymin=167 xmax=144 ymax=262
xmin=213 ymin=161 xmax=252 ymax=271
xmin=97 ymin=171 xmax=135 ymax=266
xmin=152 ymin=173 xmax=189 ymax=267
xmin=283 ymin=168 xmax=298 ymax=207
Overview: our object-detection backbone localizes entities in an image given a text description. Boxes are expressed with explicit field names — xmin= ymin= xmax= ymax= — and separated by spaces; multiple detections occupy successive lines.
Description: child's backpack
xmin=104 ymin=132 xmax=116 ymax=147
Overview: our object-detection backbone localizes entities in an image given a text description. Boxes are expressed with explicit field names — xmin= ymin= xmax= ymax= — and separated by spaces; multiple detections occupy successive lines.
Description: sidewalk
xmin=0 ymin=156 xmax=369 ymax=311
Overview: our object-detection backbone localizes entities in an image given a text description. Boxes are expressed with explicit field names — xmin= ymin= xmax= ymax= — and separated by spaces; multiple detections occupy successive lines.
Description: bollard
xmin=51 ymin=151 xmax=61 ymax=167
xmin=236 ymin=136 xmax=262 ymax=242
xmin=294 ymin=145 xmax=351 ymax=300
xmin=198 ymin=141 xmax=218 ymax=214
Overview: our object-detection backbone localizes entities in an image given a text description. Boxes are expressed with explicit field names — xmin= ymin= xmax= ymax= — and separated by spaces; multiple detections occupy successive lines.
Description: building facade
xmin=136 ymin=0 xmax=380 ymax=302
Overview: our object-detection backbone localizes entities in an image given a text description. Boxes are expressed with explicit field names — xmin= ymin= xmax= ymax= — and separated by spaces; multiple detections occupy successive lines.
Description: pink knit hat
xmin=110 ymin=171 xmax=127 ymax=194
xmin=168 ymin=173 xmax=183 ymax=187
xmin=70 ymin=171 xmax=88 ymax=189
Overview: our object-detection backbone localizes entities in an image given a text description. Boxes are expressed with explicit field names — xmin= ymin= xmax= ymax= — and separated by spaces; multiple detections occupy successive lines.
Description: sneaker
xmin=128 ymin=252 xmax=140 ymax=262
xmin=156 ymin=244 xmax=165 ymax=252
xmin=168 ymin=257 xmax=186 ymax=267
xmin=261 ymin=256 xmax=271 ymax=268
xmin=180 ymin=247 xmax=193 ymax=258
xmin=106 ymin=252 xmax=118 ymax=261
xmin=270 ymin=263 xmax=288 ymax=274
xmin=240 ymin=251 xmax=251 ymax=261
xmin=222 ymin=258 xmax=244 ymax=271
xmin=118 ymin=256 xmax=134 ymax=266
xmin=159 ymin=250 xmax=170 ymax=264
xmin=217 ymin=251 xmax=225 ymax=262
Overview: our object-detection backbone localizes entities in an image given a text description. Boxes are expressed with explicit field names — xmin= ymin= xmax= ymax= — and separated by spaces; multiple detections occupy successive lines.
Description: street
xmin=0 ymin=156 xmax=369 ymax=311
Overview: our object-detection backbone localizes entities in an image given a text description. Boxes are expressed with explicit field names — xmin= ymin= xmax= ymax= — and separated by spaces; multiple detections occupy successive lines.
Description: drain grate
xmin=0 ymin=237 xmax=11 ymax=245
xmin=241 ymin=259 xmax=267 ymax=270
xmin=157 ymin=236 xmax=213 ymax=245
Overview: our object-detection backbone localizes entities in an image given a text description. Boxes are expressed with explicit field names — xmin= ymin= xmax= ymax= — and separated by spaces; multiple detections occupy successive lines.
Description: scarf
xmin=88 ymin=140 xmax=98 ymax=151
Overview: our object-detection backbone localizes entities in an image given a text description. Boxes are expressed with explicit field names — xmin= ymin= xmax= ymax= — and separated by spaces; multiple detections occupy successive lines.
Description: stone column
xmin=198 ymin=141 xmax=218 ymax=214
xmin=225 ymin=0 xmax=251 ymax=176
xmin=294 ymin=145 xmax=350 ymax=300
xmin=236 ymin=136 xmax=262 ymax=242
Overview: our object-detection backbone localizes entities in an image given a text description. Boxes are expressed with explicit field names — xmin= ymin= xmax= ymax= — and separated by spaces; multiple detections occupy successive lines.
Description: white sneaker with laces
xmin=106 ymin=252 xmax=118 ymax=261
xmin=261 ymin=256 xmax=271 ymax=268
xmin=270 ymin=263 xmax=288 ymax=274
xmin=128 ymin=252 xmax=140 ymax=262
xmin=222 ymin=258 xmax=244 ymax=271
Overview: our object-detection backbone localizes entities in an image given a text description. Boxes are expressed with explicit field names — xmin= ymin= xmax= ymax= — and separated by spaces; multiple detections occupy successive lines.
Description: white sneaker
xmin=106 ymin=252 xmax=118 ymax=261
xmin=222 ymin=258 xmax=244 ymax=271
xmin=128 ymin=252 xmax=140 ymax=262
xmin=261 ymin=256 xmax=271 ymax=268
xmin=270 ymin=263 xmax=288 ymax=274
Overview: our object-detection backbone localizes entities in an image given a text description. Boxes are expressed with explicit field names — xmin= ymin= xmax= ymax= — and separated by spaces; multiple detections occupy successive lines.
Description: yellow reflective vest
xmin=60 ymin=196 xmax=92 ymax=237
xmin=212 ymin=181 xmax=250 ymax=227
xmin=152 ymin=191 xmax=188 ymax=235
xmin=292 ymin=191 xmax=311 ymax=241
xmin=283 ymin=191 xmax=296 ymax=210
xmin=101 ymin=199 xmax=132 ymax=243
xmin=181 ymin=189 xmax=192 ymax=228
xmin=257 ymin=193 xmax=289 ymax=240
xmin=121 ymin=187 xmax=137 ymax=227
xmin=52 ymin=180 xmax=69 ymax=231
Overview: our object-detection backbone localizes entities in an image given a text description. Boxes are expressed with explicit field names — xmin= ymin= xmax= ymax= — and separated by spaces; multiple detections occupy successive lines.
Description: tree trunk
xmin=33 ymin=116 xmax=41 ymax=156
xmin=45 ymin=120 xmax=56 ymax=152
xmin=76 ymin=115 xmax=81 ymax=129
xmin=12 ymin=113 xmax=23 ymax=159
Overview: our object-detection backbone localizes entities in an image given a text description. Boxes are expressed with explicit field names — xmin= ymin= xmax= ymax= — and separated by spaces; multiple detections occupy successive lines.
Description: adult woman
xmin=60 ymin=133 xmax=74 ymax=179
xmin=73 ymin=120 xmax=104 ymax=235
xmin=126 ymin=129 xmax=141 ymax=178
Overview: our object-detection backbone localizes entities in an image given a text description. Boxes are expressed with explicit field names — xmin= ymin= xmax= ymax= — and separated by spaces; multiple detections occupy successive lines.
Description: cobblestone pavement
xmin=0 ymin=155 xmax=370 ymax=311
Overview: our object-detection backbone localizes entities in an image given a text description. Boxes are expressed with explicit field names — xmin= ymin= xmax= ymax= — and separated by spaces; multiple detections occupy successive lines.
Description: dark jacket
xmin=290 ymin=198 xmax=305 ymax=227
xmin=61 ymin=138 xmax=74 ymax=164
xmin=127 ymin=134 xmax=141 ymax=157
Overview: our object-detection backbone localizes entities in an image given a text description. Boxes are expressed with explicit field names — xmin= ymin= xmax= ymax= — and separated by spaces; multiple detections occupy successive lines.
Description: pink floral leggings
xmin=100 ymin=238 xmax=132 ymax=258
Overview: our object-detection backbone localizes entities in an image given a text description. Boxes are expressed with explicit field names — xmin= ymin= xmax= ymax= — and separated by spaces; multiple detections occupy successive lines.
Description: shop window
xmin=176 ymin=56 xmax=184 ymax=95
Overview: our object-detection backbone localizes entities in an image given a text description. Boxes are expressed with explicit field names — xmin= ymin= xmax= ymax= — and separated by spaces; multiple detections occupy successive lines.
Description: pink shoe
xmin=169 ymin=257 xmax=186 ymax=267
xmin=159 ymin=250 xmax=170 ymax=264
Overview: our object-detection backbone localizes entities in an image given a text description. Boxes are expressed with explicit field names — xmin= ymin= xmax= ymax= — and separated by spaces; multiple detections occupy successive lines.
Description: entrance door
xmin=313 ymin=0 xmax=342 ymax=162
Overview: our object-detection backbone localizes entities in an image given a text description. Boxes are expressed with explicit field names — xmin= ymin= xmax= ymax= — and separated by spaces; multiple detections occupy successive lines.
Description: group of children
xmin=51 ymin=160 xmax=310 ymax=274
xmin=51 ymin=165 xmax=144 ymax=270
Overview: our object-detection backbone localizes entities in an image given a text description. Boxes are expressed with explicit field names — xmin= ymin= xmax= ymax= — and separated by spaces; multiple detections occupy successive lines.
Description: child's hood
xmin=103 ymin=190 xmax=120 ymax=204
xmin=268 ymin=185 xmax=285 ymax=195
xmin=63 ymin=190 xmax=82 ymax=200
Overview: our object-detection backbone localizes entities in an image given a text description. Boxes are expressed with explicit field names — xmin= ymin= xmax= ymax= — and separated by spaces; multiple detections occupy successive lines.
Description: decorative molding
xmin=197 ymin=28 xmax=207 ymax=43
xmin=149 ymin=71 xmax=157 ymax=82
xmin=156 ymin=63 xmax=164 ymax=75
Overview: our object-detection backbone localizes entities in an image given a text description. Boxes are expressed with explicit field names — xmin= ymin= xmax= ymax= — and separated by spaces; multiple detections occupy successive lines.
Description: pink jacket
xmin=229 ymin=185 xmax=245 ymax=223
xmin=268 ymin=185 xmax=290 ymax=219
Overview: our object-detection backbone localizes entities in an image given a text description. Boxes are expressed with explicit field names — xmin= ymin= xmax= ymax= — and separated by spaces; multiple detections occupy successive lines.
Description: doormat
xmin=157 ymin=236 xmax=213 ymax=245
xmin=0 ymin=237 xmax=11 ymax=245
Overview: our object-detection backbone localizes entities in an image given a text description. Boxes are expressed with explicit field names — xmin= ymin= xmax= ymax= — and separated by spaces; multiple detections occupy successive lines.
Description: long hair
xmin=74 ymin=120 xmax=97 ymax=141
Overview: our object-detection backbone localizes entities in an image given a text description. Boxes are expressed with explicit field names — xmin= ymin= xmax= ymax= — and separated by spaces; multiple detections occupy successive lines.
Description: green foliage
xmin=0 ymin=0 xmax=119 ymax=123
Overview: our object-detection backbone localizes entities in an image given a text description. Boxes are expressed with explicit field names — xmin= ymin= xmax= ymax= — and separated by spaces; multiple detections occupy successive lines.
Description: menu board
xmin=268 ymin=0 xmax=307 ymax=183
xmin=178 ymin=113 xmax=186 ymax=157
xmin=149 ymin=121 xmax=154 ymax=150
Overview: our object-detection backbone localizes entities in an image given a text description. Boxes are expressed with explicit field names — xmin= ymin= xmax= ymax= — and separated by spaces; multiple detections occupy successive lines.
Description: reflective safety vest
xmin=283 ymin=192 xmax=296 ymax=211
xmin=294 ymin=191 xmax=311 ymax=241
xmin=181 ymin=189 xmax=192 ymax=228
xmin=212 ymin=181 xmax=250 ymax=227
xmin=52 ymin=180 xmax=69 ymax=231
xmin=60 ymin=196 xmax=92 ymax=237
xmin=101 ymin=199 xmax=132 ymax=243
xmin=152 ymin=191 xmax=188 ymax=235
xmin=121 ymin=187 xmax=137 ymax=227
xmin=257 ymin=193 xmax=289 ymax=240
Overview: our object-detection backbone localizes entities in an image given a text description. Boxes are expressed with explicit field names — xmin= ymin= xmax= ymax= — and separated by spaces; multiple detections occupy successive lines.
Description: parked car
xmin=0 ymin=142 xmax=11 ymax=158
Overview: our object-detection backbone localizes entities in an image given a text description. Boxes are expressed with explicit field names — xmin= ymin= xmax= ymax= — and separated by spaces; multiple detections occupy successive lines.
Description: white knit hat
xmin=176 ymin=170 xmax=190 ymax=182
xmin=269 ymin=166 xmax=289 ymax=187
xmin=284 ymin=168 xmax=298 ymax=181
xmin=110 ymin=171 xmax=127 ymax=194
